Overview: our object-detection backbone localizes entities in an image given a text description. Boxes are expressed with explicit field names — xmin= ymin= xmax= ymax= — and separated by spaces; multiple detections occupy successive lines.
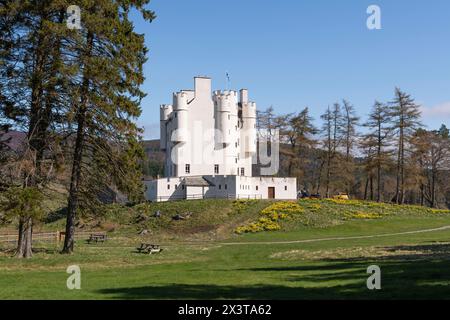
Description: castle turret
xmin=171 ymin=91 xmax=189 ymax=143
xmin=240 ymin=89 xmax=257 ymax=155
xmin=160 ymin=104 xmax=173 ymax=151
xmin=213 ymin=91 xmax=238 ymax=145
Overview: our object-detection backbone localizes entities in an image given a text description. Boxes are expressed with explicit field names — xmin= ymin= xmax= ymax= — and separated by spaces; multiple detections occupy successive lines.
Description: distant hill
xmin=142 ymin=139 xmax=164 ymax=162
xmin=0 ymin=130 xmax=26 ymax=152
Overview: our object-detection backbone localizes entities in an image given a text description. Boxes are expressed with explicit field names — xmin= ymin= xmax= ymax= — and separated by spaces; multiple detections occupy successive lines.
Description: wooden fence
xmin=0 ymin=231 xmax=105 ymax=244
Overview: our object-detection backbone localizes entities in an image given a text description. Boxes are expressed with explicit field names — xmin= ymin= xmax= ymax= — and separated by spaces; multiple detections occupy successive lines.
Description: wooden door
xmin=268 ymin=187 xmax=275 ymax=199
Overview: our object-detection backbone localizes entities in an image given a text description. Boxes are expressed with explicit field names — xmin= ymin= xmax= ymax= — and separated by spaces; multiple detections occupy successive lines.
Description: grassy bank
xmin=1 ymin=199 xmax=450 ymax=299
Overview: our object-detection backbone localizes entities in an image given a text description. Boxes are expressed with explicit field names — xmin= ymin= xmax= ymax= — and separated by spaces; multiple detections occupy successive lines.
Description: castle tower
xmin=213 ymin=90 xmax=238 ymax=146
xmin=240 ymin=89 xmax=257 ymax=155
xmin=160 ymin=104 xmax=173 ymax=151
xmin=171 ymin=91 xmax=189 ymax=143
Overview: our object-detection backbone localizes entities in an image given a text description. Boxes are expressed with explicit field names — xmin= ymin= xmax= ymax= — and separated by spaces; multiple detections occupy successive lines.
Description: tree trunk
xmin=364 ymin=177 xmax=369 ymax=200
xmin=15 ymin=216 xmax=33 ymax=258
xmin=431 ymin=169 xmax=436 ymax=208
xmin=369 ymin=176 xmax=374 ymax=201
xmin=377 ymin=123 xmax=382 ymax=202
xmin=62 ymin=32 xmax=94 ymax=254
xmin=394 ymin=123 xmax=403 ymax=204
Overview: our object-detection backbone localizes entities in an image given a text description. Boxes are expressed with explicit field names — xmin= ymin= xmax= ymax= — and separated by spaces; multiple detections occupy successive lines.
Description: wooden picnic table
xmin=137 ymin=243 xmax=163 ymax=255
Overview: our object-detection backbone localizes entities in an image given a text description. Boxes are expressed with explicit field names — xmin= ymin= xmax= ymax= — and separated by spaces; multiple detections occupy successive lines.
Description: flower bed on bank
xmin=235 ymin=201 xmax=304 ymax=234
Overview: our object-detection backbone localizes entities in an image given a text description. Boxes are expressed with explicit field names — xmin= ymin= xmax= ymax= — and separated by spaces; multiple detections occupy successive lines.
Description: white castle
xmin=145 ymin=76 xmax=297 ymax=202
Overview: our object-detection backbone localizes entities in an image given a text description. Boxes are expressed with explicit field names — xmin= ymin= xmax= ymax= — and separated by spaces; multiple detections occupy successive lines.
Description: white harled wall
xmin=147 ymin=76 xmax=297 ymax=202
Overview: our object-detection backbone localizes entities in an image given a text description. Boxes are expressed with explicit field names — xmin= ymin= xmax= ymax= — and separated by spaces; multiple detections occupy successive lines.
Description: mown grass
xmin=1 ymin=199 xmax=450 ymax=299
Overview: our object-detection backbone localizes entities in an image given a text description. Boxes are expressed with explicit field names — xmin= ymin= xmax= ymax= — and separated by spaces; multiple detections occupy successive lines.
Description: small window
xmin=241 ymin=168 xmax=245 ymax=176
xmin=219 ymin=185 xmax=222 ymax=190
xmin=256 ymin=186 xmax=259 ymax=191
xmin=167 ymin=184 xmax=170 ymax=190
xmin=285 ymin=186 xmax=288 ymax=191
xmin=185 ymin=164 xmax=190 ymax=174
xmin=235 ymin=158 xmax=238 ymax=164
xmin=228 ymin=115 xmax=231 ymax=120
xmin=214 ymin=164 xmax=219 ymax=175
xmin=182 ymin=185 xmax=185 ymax=190
xmin=225 ymin=184 xmax=228 ymax=190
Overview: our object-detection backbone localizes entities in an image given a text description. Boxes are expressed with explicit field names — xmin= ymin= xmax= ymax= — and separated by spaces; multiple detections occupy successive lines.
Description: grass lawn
xmin=1 ymin=199 xmax=450 ymax=299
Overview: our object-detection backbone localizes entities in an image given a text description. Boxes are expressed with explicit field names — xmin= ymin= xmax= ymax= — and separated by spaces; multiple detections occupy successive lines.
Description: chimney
xmin=194 ymin=76 xmax=211 ymax=101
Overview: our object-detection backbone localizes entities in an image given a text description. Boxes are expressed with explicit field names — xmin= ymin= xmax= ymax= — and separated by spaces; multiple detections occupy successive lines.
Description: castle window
xmin=167 ymin=184 xmax=170 ymax=190
xmin=241 ymin=168 xmax=245 ymax=176
xmin=214 ymin=164 xmax=219 ymax=174
xmin=185 ymin=164 xmax=190 ymax=174
xmin=225 ymin=184 xmax=228 ymax=190
xmin=285 ymin=186 xmax=288 ymax=191
xmin=219 ymin=185 xmax=222 ymax=190
xmin=256 ymin=186 xmax=259 ymax=191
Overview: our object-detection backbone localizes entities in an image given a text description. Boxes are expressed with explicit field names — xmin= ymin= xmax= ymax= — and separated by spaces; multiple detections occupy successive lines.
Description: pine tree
xmin=320 ymin=103 xmax=343 ymax=198
xmin=362 ymin=101 xmax=393 ymax=202
xmin=0 ymin=0 xmax=70 ymax=258
xmin=288 ymin=107 xmax=317 ymax=189
xmin=62 ymin=0 xmax=155 ymax=253
xmin=390 ymin=88 xmax=422 ymax=204
xmin=341 ymin=99 xmax=359 ymax=194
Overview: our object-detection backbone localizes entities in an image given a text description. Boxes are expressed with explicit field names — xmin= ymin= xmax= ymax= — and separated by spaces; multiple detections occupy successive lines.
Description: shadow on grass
xmin=97 ymin=257 xmax=450 ymax=299
xmin=98 ymin=283 xmax=369 ymax=300
xmin=100 ymin=243 xmax=450 ymax=299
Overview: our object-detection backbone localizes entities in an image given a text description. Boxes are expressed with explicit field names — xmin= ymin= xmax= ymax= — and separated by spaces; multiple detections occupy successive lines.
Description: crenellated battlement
xmin=174 ymin=91 xmax=189 ymax=110
xmin=242 ymin=101 xmax=257 ymax=118
xmin=160 ymin=104 xmax=173 ymax=121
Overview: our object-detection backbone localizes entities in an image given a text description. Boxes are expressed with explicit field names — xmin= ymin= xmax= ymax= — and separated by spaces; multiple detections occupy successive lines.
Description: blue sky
xmin=132 ymin=0 xmax=450 ymax=139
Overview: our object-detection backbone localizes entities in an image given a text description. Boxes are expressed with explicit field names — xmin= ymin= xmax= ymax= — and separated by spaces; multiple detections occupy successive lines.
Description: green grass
xmin=1 ymin=199 xmax=450 ymax=299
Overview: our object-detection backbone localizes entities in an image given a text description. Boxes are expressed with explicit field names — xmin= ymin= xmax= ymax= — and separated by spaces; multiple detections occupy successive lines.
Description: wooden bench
xmin=137 ymin=243 xmax=163 ymax=255
xmin=87 ymin=233 xmax=107 ymax=244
